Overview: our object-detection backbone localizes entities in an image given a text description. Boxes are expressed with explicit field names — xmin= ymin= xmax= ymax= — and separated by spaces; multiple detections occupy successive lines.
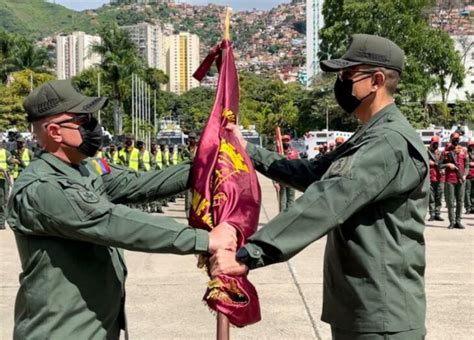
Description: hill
xmin=0 ymin=0 xmax=96 ymax=39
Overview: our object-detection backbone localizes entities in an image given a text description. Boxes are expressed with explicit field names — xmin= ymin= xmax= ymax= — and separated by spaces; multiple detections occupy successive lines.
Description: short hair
xmin=378 ymin=67 xmax=400 ymax=95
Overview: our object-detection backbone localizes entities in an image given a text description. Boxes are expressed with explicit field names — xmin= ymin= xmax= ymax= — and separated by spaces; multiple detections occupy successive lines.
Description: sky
xmin=52 ymin=0 xmax=291 ymax=11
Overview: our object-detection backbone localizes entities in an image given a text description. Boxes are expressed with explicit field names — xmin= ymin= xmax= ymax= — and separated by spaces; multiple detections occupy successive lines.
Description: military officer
xmin=465 ymin=139 xmax=474 ymax=214
xmin=10 ymin=136 xmax=34 ymax=180
xmin=442 ymin=132 xmax=469 ymax=229
xmin=149 ymin=142 xmax=164 ymax=213
xmin=7 ymin=80 xmax=237 ymax=339
xmin=427 ymin=135 xmax=445 ymax=221
xmin=274 ymin=134 xmax=299 ymax=212
xmin=0 ymin=140 xmax=13 ymax=230
xmin=211 ymin=34 xmax=429 ymax=340
xmin=183 ymin=132 xmax=198 ymax=217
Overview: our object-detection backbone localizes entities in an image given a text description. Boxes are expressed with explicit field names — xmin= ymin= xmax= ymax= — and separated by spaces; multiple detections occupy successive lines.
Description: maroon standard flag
xmin=190 ymin=39 xmax=262 ymax=327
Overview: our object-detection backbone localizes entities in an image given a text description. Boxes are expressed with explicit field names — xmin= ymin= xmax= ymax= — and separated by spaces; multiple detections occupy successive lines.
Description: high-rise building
xmin=56 ymin=32 xmax=101 ymax=80
xmin=121 ymin=22 xmax=166 ymax=70
xmin=306 ymin=0 xmax=324 ymax=87
xmin=166 ymin=32 xmax=200 ymax=94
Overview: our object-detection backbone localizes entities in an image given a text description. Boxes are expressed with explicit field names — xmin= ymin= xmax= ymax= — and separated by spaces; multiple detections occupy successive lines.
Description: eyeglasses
xmin=338 ymin=68 xmax=378 ymax=81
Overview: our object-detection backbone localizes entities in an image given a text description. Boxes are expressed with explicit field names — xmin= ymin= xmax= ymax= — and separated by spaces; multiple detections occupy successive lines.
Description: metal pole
xmin=131 ymin=74 xmax=135 ymax=137
xmin=154 ymin=89 xmax=157 ymax=144
xmin=146 ymin=86 xmax=151 ymax=149
xmin=98 ymin=72 xmax=101 ymax=124
xmin=326 ymin=106 xmax=329 ymax=131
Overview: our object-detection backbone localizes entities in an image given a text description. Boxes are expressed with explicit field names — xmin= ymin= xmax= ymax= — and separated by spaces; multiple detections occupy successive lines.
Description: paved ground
xmin=1 ymin=174 xmax=473 ymax=339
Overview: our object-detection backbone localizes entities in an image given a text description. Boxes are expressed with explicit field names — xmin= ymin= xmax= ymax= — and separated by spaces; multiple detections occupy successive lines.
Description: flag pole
xmin=216 ymin=6 xmax=232 ymax=340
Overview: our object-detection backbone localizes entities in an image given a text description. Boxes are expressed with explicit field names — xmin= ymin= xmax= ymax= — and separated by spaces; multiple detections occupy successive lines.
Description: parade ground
xmin=1 ymin=174 xmax=473 ymax=340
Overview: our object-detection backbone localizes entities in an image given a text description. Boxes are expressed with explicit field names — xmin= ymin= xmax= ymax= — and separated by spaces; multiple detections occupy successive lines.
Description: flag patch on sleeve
xmin=92 ymin=159 xmax=111 ymax=175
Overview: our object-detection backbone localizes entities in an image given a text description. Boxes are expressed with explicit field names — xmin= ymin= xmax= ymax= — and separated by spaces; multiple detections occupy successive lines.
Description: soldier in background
xmin=149 ymin=143 xmax=164 ymax=213
xmin=137 ymin=140 xmax=151 ymax=212
xmin=183 ymin=132 xmax=198 ymax=218
xmin=120 ymin=136 xmax=140 ymax=171
xmin=427 ymin=135 xmax=445 ymax=221
xmin=0 ymin=140 xmax=13 ymax=230
xmin=105 ymin=144 xmax=121 ymax=165
xmin=274 ymin=135 xmax=299 ymax=212
xmin=11 ymin=137 xmax=34 ymax=180
xmin=443 ymin=132 xmax=469 ymax=229
xmin=335 ymin=136 xmax=345 ymax=147
xmin=465 ymin=139 xmax=474 ymax=214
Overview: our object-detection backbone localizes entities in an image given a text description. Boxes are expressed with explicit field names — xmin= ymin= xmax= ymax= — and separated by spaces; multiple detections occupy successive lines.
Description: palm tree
xmin=8 ymin=40 xmax=51 ymax=73
xmin=1 ymin=32 xmax=51 ymax=83
xmin=92 ymin=23 xmax=143 ymax=135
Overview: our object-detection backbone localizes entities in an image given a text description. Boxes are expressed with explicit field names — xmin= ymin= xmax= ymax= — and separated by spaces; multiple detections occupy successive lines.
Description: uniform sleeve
xmin=243 ymin=134 xmax=424 ymax=268
xmin=102 ymin=161 xmax=192 ymax=204
xmin=246 ymin=143 xmax=335 ymax=191
xmin=12 ymin=180 xmax=208 ymax=254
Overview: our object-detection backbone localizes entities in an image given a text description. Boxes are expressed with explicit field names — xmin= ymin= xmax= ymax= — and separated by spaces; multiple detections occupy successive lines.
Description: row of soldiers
xmin=0 ymin=137 xmax=35 ymax=229
xmin=428 ymin=132 xmax=474 ymax=229
xmin=94 ymin=133 xmax=198 ymax=214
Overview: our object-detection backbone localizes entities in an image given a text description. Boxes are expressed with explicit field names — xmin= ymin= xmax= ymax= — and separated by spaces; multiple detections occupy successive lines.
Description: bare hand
xmin=225 ymin=123 xmax=247 ymax=149
xmin=210 ymin=249 xmax=248 ymax=277
xmin=208 ymin=222 xmax=237 ymax=254
xmin=447 ymin=163 xmax=458 ymax=170
xmin=429 ymin=160 xmax=435 ymax=167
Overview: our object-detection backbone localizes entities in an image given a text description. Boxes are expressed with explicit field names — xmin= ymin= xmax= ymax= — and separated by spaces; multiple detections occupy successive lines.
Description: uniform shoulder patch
xmin=324 ymin=155 xmax=355 ymax=178
xmin=77 ymin=190 xmax=100 ymax=204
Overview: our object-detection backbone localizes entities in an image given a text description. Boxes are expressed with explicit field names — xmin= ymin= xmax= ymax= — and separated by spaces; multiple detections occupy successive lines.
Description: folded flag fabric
xmin=190 ymin=39 xmax=262 ymax=327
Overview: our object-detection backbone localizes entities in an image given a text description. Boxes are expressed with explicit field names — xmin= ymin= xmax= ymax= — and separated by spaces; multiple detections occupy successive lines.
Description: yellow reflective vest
xmin=0 ymin=149 xmax=8 ymax=179
xmin=141 ymin=150 xmax=151 ymax=171
xmin=128 ymin=148 xmax=140 ymax=171
xmin=13 ymin=149 xmax=31 ymax=179
xmin=155 ymin=151 xmax=163 ymax=170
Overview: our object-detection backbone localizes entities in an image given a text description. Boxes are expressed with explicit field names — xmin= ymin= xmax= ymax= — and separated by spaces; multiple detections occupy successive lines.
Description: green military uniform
xmin=0 ymin=146 xmax=13 ymax=229
xmin=442 ymin=141 xmax=469 ymax=229
xmin=9 ymin=79 xmax=210 ymax=339
xmin=182 ymin=143 xmax=197 ymax=217
xmin=239 ymin=104 xmax=428 ymax=338
xmin=8 ymin=152 xmax=208 ymax=339
xmin=464 ymin=144 xmax=474 ymax=213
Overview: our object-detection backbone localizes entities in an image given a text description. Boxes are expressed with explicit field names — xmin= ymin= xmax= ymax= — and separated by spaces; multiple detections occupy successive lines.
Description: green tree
xmin=0 ymin=69 xmax=55 ymax=130
xmin=92 ymin=23 xmax=144 ymax=135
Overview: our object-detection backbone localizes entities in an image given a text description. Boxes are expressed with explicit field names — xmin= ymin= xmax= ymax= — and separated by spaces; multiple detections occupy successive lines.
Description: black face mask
xmin=431 ymin=143 xmax=439 ymax=149
xmin=334 ymin=75 xmax=374 ymax=114
xmin=283 ymin=143 xmax=290 ymax=150
xmin=60 ymin=117 xmax=103 ymax=157
xmin=452 ymin=139 xmax=459 ymax=146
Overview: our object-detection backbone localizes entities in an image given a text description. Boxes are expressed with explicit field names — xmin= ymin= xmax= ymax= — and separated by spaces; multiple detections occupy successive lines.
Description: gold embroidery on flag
xmin=214 ymin=139 xmax=249 ymax=189
xmin=222 ymin=108 xmax=236 ymax=123
xmin=213 ymin=192 xmax=228 ymax=207
xmin=191 ymin=190 xmax=213 ymax=227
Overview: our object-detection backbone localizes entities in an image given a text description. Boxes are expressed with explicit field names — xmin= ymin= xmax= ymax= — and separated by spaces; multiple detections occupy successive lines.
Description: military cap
xmin=24 ymin=80 xmax=108 ymax=122
xmin=16 ymin=137 xmax=26 ymax=143
xmin=320 ymin=34 xmax=405 ymax=73
xmin=188 ymin=132 xmax=197 ymax=139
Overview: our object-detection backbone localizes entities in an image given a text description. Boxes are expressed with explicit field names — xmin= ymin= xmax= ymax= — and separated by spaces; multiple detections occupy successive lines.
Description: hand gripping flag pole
xmin=190 ymin=7 xmax=262 ymax=340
